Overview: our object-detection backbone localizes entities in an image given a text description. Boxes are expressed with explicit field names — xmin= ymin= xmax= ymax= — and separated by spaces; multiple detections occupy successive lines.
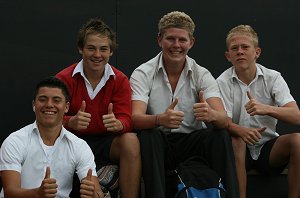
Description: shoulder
xmin=111 ymin=65 xmax=129 ymax=80
xmin=187 ymin=56 xmax=209 ymax=73
xmin=257 ymin=64 xmax=282 ymax=84
xmin=257 ymin=64 xmax=280 ymax=77
xmin=56 ymin=63 xmax=77 ymax=78
xmin=132 ymin=53 xmax=161 ymax=76
xmin=1 ymin=124 xmax=34 ymax=154
xmin=217 ymin=67 xmax=234 ymax=82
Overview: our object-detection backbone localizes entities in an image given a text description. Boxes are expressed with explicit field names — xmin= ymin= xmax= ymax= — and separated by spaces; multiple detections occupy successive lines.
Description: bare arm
xmin=2 ymin=168 xmax=57 ymax=198
xmin=131 ymin=99 xmax=184 ymax=130
xmin=227 ymin=118 xmax=266 ymax=145
xmin=80 ymin=169 xmax=104 ymax=198
xmin=193 ymin=91 xmax=228 ymax=129
xmin=246 ymin=92 xmax=300 ymax=125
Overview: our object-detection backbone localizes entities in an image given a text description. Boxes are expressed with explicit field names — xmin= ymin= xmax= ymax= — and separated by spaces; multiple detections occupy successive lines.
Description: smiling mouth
xmin=43 ymin=111 xmax=55 ymax=115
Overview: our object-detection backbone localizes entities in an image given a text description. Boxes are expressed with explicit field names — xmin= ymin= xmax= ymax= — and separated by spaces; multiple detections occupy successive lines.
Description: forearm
xmin=267 ymin=105 xmax=300 ymax=125
xmin=132 ymin=114 xmax=158 ymax=130
xmin=3 ymin=187 xmax=39 ymax=198
xmin=210 ymin=110 xmax=228 ymax=129
xmin=227 ymin=121 xmax=244 ymax=137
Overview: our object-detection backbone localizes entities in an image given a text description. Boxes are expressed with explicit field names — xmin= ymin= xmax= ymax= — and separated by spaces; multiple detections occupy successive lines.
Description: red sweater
xmin=56 ymin=63 xmax=132 ymax=135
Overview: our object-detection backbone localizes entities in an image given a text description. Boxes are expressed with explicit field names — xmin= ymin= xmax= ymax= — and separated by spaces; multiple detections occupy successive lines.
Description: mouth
xmin=236 ymin=58 xmax=246 ymax=61
xmin=42 ymin=111 xmax=56 ymax=115
xmin=91 ymin=59 xmax=102 ymax=64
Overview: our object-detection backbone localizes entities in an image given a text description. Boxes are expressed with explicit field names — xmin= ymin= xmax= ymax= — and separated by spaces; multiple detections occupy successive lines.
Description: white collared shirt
xmin=130 ymin=52 xmax=221 ymax=133
xmin=72 ymin=59 xmax=116 ymax=99
xmin=217 ymin=63 xmax=295 ymax=159
xmin=0 ymin=122 xmax=96 ymax=197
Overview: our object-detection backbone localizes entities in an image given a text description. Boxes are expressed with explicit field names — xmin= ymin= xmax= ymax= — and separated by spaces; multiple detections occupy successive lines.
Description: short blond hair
xmin=226 ymin=25 xmax=259 ymax=48
xmin=158 ymin=11 xmax=195 ymax=38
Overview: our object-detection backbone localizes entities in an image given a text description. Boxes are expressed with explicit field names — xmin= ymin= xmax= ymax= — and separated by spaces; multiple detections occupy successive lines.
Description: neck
xmin=37 ymin=124 xmax=61 ymax=146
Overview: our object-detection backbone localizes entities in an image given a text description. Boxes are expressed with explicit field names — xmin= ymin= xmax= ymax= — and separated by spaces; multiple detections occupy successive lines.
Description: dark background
xmin=1 ymin=0 xmax=299 ymax=143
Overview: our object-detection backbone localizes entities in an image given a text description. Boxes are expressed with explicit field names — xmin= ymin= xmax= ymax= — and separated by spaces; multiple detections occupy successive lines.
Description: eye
xmin=230 ymin=46 xmax=238 ymax=51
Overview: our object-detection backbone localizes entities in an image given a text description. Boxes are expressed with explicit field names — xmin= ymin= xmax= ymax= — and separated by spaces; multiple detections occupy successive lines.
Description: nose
xmin=93 ymin=49 xmax=101 ymax=57
xmin=237 ymin=46 xmax=244 ymax=55
xmin=46 ymin=99 xmax=54 ymax=108
xmin=172 ymin=39 xmax=180 ymax=47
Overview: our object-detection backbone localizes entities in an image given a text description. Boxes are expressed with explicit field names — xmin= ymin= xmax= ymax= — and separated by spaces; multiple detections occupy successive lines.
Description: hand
xmin=245 ymin=91 xmax=270 ymax=116
xmin=102 ymin=103 xmax=123 ymax=132
xmin=193 ymin=91 xmax=214 ymax=122
xmin=239 ymin=127 xmax=266 ymax=145
xmin=38 ymin=167 xmax=57 ymax=198
xmin=158 ymin=98 xmax=184 ymax=129
xmin=80 ymin=169 xmax=97 ymax=198
xmin=68 ymin=100 xmax=91 ymax=130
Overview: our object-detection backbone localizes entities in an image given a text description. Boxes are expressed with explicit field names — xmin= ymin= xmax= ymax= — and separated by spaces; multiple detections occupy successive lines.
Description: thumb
xmin=86 ymin=169 xmax=92 ymax=181
xmin=168 ymin=98 xmax=178 ymax=110
xmin=108 ymin=103 xmax=113 ymax=114
xmin=258 ymin=127 xmax=267 ymax=133
xmin=199 ymin=91 xmax=205 ymax=103
xmin=247 ymin=91 xmax=254 ymax=100
xmin=80 ymin=100 xmax=86 ymax=112
xmin=44 ymin=166 xmax=50 ymax=179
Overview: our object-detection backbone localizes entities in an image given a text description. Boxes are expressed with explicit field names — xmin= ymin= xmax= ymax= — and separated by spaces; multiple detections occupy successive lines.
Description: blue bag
xmin=174 ymin=156 xmax=226 ymax=198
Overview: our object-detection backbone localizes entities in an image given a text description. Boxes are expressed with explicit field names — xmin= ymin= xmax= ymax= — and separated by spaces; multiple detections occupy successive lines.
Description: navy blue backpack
xmin=174 ymin=156 xmax=226 ymax=198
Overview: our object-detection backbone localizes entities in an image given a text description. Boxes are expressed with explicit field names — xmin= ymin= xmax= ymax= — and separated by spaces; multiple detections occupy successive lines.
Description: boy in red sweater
xmin=56 ymin=18 xmax=141 ymax=198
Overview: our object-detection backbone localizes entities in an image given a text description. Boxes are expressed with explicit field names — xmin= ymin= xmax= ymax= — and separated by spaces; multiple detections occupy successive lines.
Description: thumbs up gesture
xmin=38 ymin=166 xmax=57 ymax=197
xmin=103 ymin=103 xmax=124 ymax=132
xmin=245 ymin=91 xmax=268 ymax=116
xmin=158 ymin=98 xmax=184 ymax=129
xmin=80 ymin=169 xmax=98 ymax=198
xmin=193 ymin=91 xmax=213 ymax=122
xmin=68 ymin=100 xmax=91 ymax=130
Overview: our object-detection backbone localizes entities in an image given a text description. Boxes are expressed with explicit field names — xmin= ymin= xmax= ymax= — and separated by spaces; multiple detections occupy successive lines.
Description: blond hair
xmin=226 ymin=25 xmax=259 ymax=48
xmin=158 ymin=11 xmax=195 ymax=38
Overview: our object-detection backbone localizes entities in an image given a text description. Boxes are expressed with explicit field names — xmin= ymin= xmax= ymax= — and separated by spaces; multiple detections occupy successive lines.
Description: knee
xmin=231 ymin=136 xmax=246 ymax=151
xmin=119 ymin=133 xmax=140 ymax=157
xmin=289 ymin=133 xmax=300 ymax=150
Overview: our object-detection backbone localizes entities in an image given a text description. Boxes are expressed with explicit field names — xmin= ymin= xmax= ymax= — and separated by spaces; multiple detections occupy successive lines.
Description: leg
xmin=110 ymin=132 xmax=141 ymax=198
xmin=269 ymin=133 xmax=300 ymax=198
xmin=232 ymin=136 xmax=247 ymax=198
xmin=138 ymin=129 xmax=166 ymax=198
xmin=202 ymin=129 xmax=240 ymax=198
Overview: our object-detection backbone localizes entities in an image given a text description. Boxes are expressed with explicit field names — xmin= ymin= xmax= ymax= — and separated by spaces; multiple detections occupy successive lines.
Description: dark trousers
xmin=138 ymin=128 xmax=239 ymax=198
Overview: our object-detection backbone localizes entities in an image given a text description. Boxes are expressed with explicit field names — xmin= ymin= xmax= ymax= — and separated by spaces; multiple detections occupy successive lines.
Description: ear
xmin=188 ymin=37 xmax=195 ymax=49
xmin=255 ymin=47 xmax=261 ymax=59
xmin=157 ymin=35 xmax=163 ymax=47
xmin=78 ymin=47 xmax=83 ymax=54
xmin=65 ymin=102 xmax=70 ymax=113
xmin=110 ymin=51 xmax=113 ymax=56
xmin=225 ymin=51 xmax=231 ymax=62
xmin=32 ymin=101 xmax=35 ymax=112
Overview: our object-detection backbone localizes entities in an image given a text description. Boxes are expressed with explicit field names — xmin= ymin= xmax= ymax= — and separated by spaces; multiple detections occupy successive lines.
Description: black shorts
xmin=78 ymin=133 xmax=120 ymax=169
xmin=246 ymin=137 xmax=287 ymax=175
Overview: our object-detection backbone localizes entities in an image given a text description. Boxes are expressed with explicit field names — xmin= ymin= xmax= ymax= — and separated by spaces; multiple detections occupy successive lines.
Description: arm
xmin=193 ymin=91 xmax=228 ymax=129
xmin=109 ymin=74 xmax=132 ymax=132
xmin=131 ymin=99 xmax=184 ymax=130
xmin=80 ymin=169 xmax=104 ymax=198
xmin=2 ymin=168 xmax=57 ymax=198
xmin=246 ymin=92 xmax=300 ymax=125
xmin=227 ymin=118 xmax=266 ymax=145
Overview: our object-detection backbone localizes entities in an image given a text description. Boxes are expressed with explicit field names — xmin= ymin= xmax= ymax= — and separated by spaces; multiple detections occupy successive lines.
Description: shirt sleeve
xmin=272 ymin=74 xmax=295 ymax=107
xmin=216 ymin=76 xmax=233 ymax=118
xmin=0 ymin=134 xmax=25 ymax=172
xmin=75 ymin=140 xmax=97 ymax=181
xmin=130 ymin=68 xmax=151 ymax=103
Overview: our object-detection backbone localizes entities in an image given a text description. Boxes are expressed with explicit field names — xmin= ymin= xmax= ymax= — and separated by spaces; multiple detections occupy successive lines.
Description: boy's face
xmin=33 ymin=87 xmax=69 ymax=129
xmin=79 ymin=33 xmax=113 ymax=73
xmin=158 ymin=27 xmax=194 ymax=65
xmin=225 ymin=34 xmax=261 ymax=71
